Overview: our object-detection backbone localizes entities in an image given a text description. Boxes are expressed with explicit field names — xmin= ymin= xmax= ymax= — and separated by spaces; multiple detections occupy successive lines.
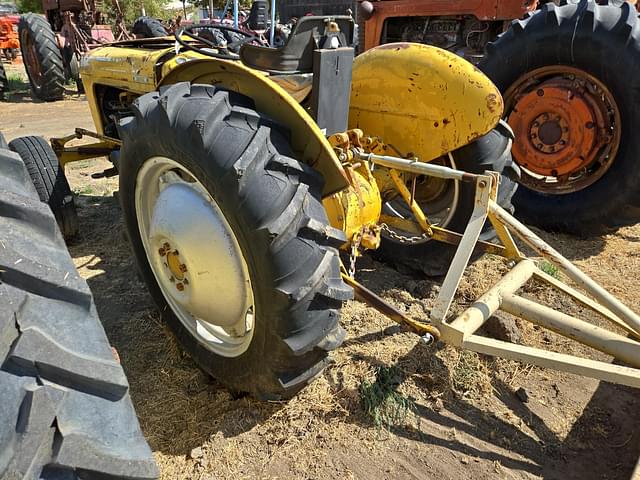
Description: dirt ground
xmin=2 ymin=63 xmax=640 ymax=480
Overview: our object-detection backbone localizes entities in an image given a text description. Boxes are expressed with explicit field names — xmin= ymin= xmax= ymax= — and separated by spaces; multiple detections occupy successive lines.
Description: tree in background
xmin=16 ymin=0 xmax=42 ymax=13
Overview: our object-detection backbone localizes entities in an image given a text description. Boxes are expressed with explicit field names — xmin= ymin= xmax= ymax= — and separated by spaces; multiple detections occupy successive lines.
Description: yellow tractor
xmin=50 ymin=17 xmax=640 ymax=400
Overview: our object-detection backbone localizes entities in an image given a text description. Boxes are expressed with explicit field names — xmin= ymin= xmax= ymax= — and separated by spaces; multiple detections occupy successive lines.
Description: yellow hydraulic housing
xmin=323 ymin=132 xmax=382 ymax=250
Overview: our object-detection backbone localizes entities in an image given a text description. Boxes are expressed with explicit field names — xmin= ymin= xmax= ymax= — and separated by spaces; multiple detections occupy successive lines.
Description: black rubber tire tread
xmin=0 ymin=60 xmax=7 ymax=100
xmin=132 ymin=16 xmax=167 ymax=38
xmin=480 ymin=0 xmax=640 ymax=235
xmin=18 ymin=14 xmax=64 ymax=101
xmin=9 ymin=136 xmax=79 ymax=239
xmin=118 ymin=82 xmax=353 ymax=400
xmin=375 ymin=124 xmax=520 ymax=277
xmin=0 ymin=145 xmax=158 ymax=479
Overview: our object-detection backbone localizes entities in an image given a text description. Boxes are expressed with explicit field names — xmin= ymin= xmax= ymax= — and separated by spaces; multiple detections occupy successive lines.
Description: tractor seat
xmin=240 ymin=16 xmax=354 ymax=74
xmin=246 ymin=0 xmax=268 ymax=31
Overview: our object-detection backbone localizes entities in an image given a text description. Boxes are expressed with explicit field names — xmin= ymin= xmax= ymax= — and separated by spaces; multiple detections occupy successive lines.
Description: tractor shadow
xmin=66 ymin=193 xmax=285 ymax=456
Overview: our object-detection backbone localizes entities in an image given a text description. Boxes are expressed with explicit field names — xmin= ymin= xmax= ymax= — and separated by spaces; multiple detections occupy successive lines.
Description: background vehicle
xmin=356 ymin=0 xmax=640 ymax=234
xmin=0 ymin=3 xmax=19 ymax=61
xmin=18 ymin=0 xmax=130 ymax=101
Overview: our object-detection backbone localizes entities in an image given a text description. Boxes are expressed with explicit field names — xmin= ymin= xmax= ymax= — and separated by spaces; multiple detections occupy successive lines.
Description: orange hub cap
xmin=505 ymin=66 xmax=621 ymax=194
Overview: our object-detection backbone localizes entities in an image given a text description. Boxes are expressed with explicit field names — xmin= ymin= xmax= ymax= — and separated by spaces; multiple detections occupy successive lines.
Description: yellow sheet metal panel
xmin=80 ymin=46 xmax=172 ymax=133
xmin=159 ymin=59 xmax=349 ymax=197
xmin=349 ymin=42 xmax=504 ymax=162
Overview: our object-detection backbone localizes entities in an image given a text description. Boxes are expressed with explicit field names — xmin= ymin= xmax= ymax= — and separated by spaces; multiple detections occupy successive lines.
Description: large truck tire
xmin=0 ymin=139 xmax=158 ymax=479
xmin=9 ymin=136 xmax=79 ymax=239
xmin=18 ymin=14 xmax=65 ymax=101
xmin=480 ymin=0 xmax=640 ymax=235
xmin=117 ymin=83 xmax=353 ymax=400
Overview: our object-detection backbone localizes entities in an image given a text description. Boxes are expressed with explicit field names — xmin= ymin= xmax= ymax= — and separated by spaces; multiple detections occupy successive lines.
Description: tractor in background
xmin=18 ymin=0 xmax=130 ymax=101
xmin=0 ymin=3 xmax=19 ymax=61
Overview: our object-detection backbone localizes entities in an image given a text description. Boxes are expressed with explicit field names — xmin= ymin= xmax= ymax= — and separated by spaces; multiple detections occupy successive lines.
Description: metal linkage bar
xmin=488 ymin=201 xmax=640 ymax=336
xmin=351 ymin=147 xmax=640 ymax=389
xmin=358 ymin=151 xmax=478 ymax=182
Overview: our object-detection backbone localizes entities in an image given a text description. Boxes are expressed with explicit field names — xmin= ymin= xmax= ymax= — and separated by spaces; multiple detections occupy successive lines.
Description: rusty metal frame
xmin=355 ymin=150 xmax=640 ymax=389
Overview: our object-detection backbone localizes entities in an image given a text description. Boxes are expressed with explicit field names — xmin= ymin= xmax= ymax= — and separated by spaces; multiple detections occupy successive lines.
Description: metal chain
xmin=348 ymin=235 xmax=361 ymax=278
xmin=380 ymin=223 xmax=430 ymax=245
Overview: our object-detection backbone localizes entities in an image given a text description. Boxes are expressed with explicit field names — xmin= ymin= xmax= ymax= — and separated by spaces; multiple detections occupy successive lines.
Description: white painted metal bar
xmin=430 ymin=176 xmax=492 ymax=323
xmin=360 ymin=152 xmax=478 ymax=182
xmin=441 ymin=259 xmax=536 ymax=345
xmin=463 ymin=335 xmax=640 ymax=389
xmin=501 ymin=293 xmax=640 ymax=368
xmin=533 ymin=269 xmax=640 ymax=338
xmin=489 ymin=201 xmax=640 ymax=335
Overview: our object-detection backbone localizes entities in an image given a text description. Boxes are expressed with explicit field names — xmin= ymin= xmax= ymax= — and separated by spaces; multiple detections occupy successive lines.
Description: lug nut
xmin=158 ymin=247 xmax=166 ymax=256
xmin=176 ymin=283 xmax=184 ymax=291
xmin=179 ymin=264 xmax=187 ymax=273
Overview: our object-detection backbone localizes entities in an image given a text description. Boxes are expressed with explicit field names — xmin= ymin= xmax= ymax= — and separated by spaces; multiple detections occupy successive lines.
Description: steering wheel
xmin=175 ymin=25 xmax=262 ymax=59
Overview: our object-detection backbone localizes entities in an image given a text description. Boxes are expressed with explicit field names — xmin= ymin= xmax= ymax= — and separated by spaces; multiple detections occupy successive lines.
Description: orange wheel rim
xmin=504 ymin=66 xmax=621 ymax=194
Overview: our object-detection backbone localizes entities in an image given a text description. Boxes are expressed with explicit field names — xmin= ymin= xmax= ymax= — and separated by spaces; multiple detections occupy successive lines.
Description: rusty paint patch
xmin=486 ymin=93 xmax=499 ymax=113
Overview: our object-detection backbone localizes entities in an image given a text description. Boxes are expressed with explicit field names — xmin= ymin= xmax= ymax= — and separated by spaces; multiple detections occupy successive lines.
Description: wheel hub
xmin=149 ymin=181 xmax=251 ymax=331
xmin=505 ymin=66 xmax=621 ymax=193
xmin=136 ymin=157 xmax=255 ymax=357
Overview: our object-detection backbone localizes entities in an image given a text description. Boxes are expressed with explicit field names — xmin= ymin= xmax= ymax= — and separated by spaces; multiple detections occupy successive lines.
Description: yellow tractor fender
xmin=349 ymin=42 xmax=504 ymax=162
xmin=158 ymin=57 xmax=349 ymax=197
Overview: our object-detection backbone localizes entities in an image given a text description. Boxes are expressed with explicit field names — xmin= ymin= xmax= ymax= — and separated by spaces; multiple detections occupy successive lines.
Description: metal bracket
xmin=51 ymin=128 xmax=121 ymax=167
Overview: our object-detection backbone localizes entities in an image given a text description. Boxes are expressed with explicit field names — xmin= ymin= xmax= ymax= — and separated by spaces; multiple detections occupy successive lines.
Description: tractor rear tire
xmin=0 ymin=61 xmax=7 ymax=100
xmin=375 ymin=123 xmax=519 ymax=277
xmin=9 ymin=136 xmax=79 ymax=239
xmin=480 ymin=0 xmax=640 ymax=235
xmin=117 ymin=82 xmax=352 ymax=400
xmin=0 ymin=143 xmax=158 ymax=479
xmin=18 ymin=14 xmax=64 ymax=102
xmin=132 ymin=16 xmax=167 ymax=38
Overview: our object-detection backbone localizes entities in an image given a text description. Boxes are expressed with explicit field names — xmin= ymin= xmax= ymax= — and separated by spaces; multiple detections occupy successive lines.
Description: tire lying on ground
xmin=132 ymin=16 xmax=167 ymax=38
xmin=0 ymin=136 xmax=158 ymax=479
xmin=480 ymin=0 xmax=640 ymax=235
xmin=375 ymin=121 xmax=520 ymax=277
xmin=118 ymin=83 xmax=352 ymax=400
xmin=9 ymin=136 xmax=79 ymax=239
xmin=18 ymin=13 xmax=64 ymax=101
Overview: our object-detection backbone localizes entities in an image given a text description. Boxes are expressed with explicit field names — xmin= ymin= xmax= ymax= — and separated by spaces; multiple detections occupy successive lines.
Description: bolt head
xmin=176 ymin=283 xmax=184 ymax=292
xmin=158 ymin=247 xmax=166 ymax=256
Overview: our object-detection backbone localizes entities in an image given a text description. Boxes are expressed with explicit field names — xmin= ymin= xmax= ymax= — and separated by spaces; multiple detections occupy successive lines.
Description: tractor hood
xmin=349 ymin=42 xmax=504 ymax=162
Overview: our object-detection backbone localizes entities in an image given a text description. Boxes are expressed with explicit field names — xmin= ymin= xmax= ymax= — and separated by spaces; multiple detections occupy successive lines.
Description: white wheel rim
xmin=135 ymin=157 xmax=255 ymax=357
